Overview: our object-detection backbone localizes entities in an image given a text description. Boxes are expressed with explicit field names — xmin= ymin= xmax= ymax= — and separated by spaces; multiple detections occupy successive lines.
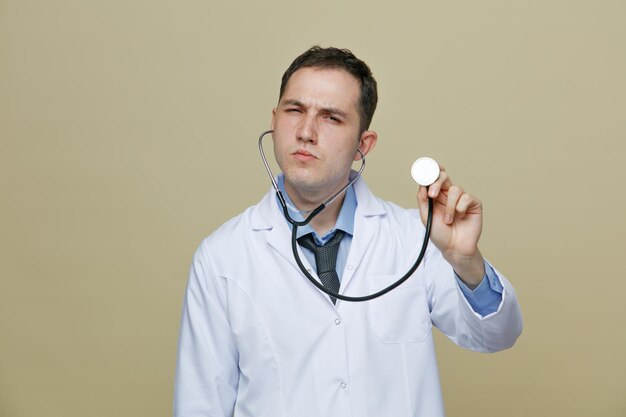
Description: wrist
xmin=445 ymin=252 xmax=485 ymax=288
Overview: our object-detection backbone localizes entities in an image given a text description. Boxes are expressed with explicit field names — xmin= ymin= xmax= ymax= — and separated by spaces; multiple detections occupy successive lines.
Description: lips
xmin=292 ymin=149 xmax=317 ymax=162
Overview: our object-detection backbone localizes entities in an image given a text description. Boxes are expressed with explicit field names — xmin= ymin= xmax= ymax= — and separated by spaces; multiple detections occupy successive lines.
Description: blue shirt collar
xmin=276 ymin=174 xmax=356 ymax=245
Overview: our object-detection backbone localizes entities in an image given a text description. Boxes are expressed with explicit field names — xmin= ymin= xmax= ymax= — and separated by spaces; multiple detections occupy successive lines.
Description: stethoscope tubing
xmin=288 ymin=197 xmax=433 ymax=302
xmin=258 ymin=129 xmax=434 ymax=302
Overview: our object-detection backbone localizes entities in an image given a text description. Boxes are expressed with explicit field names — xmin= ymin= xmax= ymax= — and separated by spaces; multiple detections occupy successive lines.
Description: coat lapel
xmin=251 ymin=189 xmax=315 ymax=277
xmin=339 ymin=178 xmax=386 ymax=295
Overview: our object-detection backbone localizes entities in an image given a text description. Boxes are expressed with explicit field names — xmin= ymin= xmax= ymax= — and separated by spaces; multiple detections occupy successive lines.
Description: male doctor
xmin=174 ymin=46 xmax=523 ymax=417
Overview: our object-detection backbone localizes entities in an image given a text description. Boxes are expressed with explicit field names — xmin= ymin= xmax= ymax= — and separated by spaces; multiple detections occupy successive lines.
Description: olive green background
xmin=1 ymin=1 xmax=625 ymax=416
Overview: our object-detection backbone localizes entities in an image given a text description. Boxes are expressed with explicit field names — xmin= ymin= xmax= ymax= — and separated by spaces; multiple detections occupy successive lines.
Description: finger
xmin=456 ymin=193 xmax=481 ymax=218
xmin=428 ymin=170 xmax=452 ymax=198
xmin=444 ymin=185 xmax=464 ymax=224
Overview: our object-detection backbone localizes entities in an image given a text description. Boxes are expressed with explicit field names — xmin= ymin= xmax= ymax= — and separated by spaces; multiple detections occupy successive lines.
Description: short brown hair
xmin=279 ymin=46 xmax=378 ymax=132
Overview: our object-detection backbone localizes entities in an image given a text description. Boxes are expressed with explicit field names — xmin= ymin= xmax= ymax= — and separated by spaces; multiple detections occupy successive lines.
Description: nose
xmin=296 ymin=114 xmax=317 ymax=144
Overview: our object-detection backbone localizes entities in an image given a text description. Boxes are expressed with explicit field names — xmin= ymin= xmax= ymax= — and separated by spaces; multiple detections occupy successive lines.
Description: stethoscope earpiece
xmin=258 ymin=129 xmax=365 ymax=215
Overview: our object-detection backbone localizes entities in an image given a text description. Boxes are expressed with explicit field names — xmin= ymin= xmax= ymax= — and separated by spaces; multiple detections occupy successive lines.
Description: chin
xmin=282 ymin=170 xmax=323 ymax=191
xmin=285 ymin=177 xmax=320 ymax=193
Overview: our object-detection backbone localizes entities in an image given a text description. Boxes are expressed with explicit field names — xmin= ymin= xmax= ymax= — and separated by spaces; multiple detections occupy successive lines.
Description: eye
xmin=324 ymin=115 xmax=342 ymax=123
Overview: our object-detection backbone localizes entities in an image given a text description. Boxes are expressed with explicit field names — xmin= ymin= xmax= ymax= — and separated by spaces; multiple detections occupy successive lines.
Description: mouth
xmin=292 ymin=149 xmax=317 ymax=162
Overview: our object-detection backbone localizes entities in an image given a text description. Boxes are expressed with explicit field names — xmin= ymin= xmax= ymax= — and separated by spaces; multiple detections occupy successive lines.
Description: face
xmin=271 ymin=67 xmax=377 ymax=202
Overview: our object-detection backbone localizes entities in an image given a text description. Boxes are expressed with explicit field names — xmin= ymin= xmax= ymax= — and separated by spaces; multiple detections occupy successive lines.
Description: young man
xmin=174 ymin=46 xmax=522 ymax=417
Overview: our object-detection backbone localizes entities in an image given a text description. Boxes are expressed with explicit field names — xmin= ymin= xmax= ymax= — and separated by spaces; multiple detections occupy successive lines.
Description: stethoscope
xmin=258 ymin=129 xmax=440 ymax=302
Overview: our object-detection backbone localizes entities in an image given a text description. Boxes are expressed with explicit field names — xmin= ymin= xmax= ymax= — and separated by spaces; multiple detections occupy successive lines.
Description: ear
xmin=271 ymin=108 xmax=277 ymax=130
xmin=354 ymin=130 xmax=378 ymax=161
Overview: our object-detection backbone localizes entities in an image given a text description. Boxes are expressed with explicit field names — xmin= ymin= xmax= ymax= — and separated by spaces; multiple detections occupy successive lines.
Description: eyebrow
xmin=281 ymin=99 xmax=349 ymax=119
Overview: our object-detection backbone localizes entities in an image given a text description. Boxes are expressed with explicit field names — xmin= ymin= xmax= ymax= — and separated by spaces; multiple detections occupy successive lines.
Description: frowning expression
xmin=271 ymin=67 xmax=370 ymax=202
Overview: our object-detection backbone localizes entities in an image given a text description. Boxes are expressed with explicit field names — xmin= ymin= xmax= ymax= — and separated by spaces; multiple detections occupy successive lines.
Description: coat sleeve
xmin=424 ymin=246 xmax=523 ymax=353
xmin=174 ymin=241 xmax=239 ymax=417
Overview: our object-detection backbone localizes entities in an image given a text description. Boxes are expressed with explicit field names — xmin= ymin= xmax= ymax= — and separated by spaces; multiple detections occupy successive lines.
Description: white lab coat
xmin=174 ymin=177 xmax=523 ymax=417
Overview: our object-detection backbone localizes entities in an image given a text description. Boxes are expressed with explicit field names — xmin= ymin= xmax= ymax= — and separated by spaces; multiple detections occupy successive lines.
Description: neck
xmin=284 ymin=181 xmax=347 ymax=237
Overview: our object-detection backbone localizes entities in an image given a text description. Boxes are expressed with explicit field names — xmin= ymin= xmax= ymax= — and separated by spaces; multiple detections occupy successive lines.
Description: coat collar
xmin=250 ymin=173 xmax=386 ymax=232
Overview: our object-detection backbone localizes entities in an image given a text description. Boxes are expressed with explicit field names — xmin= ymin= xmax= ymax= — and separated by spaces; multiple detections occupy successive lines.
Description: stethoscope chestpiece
xmin=411 ymin=157 xmax=440 ymax=186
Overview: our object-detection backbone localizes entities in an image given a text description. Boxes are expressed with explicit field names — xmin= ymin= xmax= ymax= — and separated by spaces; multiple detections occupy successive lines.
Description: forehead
xmin=280 ymin=67 xmax=360 ymax=112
